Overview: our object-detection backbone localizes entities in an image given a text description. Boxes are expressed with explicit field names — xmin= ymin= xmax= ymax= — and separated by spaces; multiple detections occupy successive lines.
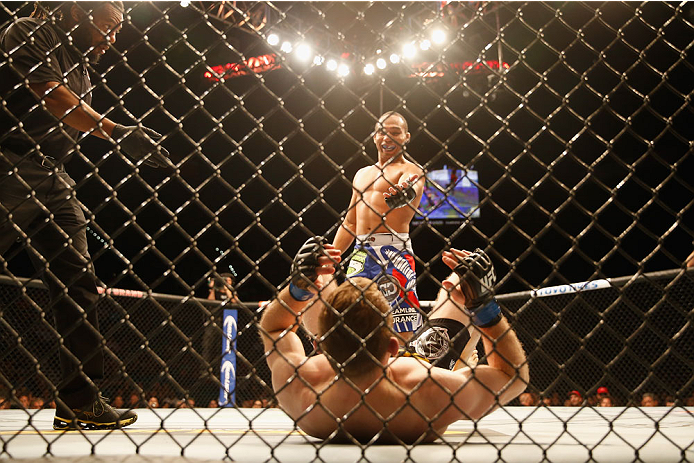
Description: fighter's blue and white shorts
xmin=345 ymin=233 xmax=422 ymax=333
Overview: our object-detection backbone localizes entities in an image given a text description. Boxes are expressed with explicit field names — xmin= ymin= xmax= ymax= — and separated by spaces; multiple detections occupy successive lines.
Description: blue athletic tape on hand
xmin=471 ymin=299 xmax=501 ymax=327
xmin=289 ymin=282 xmax=315 ymax=301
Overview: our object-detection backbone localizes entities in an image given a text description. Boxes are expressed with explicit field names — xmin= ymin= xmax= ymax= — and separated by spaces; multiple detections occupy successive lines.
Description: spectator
xmin=30 ymin=397 xmax=45 ymax=409
xmin=0 ymin=391 xmax=11 ymax=410
xmin=207 ymin=399 xmax=219 ymax=408
xmin=160 ymin=399 xmax=175 ymax=409
xmin=641 ymin=393 xmax=659 ymax=407
xmin=175 ymin=398 xmax=195 ymax=408
xmin=599 ymin=396 xmax=613 ymax=407
xmin=565 ymin=390 xmax=583 ymax=407
xmin=129 ymin=393 xmax=143 ymax=408
xmin=551 ymin=392 xmax=561 ymax=406
xmin=251 ymin=399 xmax=263 ymax=409
xmin=204 ymin=271 xmax=241 ymax=363
xmin=147 ymin=397 xmax=159 ymax=408
xmin=589 ymin=386 xmax=610 ymax=407
xmin=111 ymin=395 xmax=125 ymax=408
xmin=519 ymin=392 xmax=538 ymax=406
xmin=542 ymin=392 xmax=561 ymax=406
xmin=208 ymin=272 xmax=240 ymax=303
xmin=16 ymin=390 xmax=32 ymax=409
xmin=665 ymin=396 xmax=675 ymax=407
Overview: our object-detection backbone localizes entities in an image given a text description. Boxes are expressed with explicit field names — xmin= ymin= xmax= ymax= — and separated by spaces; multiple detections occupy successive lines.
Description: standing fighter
xmin=332 ymin=111 xmax=425 ymax=340
xmin=261 ymin=238 xmax=529 ymax=443
xmin=1 ymin=2 xmax=171 ymax=429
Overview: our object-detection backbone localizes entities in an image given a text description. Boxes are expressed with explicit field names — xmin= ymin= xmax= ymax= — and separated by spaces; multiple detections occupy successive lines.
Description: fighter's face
xmin=71 ymin=3 xmax=123 ymax=63
xmin=373 ymin=115 xmax=410 ymax=157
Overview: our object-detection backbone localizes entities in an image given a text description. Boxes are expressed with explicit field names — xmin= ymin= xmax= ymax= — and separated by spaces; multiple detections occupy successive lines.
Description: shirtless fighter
xmin=331 ymin=111 xmax=425 ymax=340
xmin=260 ymin=238 xmax=529 ymax=444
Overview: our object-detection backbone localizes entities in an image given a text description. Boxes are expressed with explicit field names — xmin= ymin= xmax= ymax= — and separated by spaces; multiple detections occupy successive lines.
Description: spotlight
xmin=337 ymin=63 xmax=350 ymax=77
xmin=313 ymin=55 xmax=324 ymax=66
xmin=267 ymin=33 xmax=280 ymax=46
xmin=180 ymin=0 xmax=190 ymax=7
xmin=420 ymin=39 xmax=431 ymax=50
xmin=326 ymin=59 xmax=338 ymax=71
xmin=432 ymin=29 xmax=446 ymax=44
xmin=280 ymin=41 xmax=293 ymax=53
xmin=403 ymin=42 xmax=416 ymax=59
xmin=295 ymin=43 xmax=311 ymax=61
xmin=376 ymin=58 xmax=386 ymax=70
xmin=389 ymin=53 xmax=400 ymax=64
xmin=364 ymin=64 xmax=375 ymax=75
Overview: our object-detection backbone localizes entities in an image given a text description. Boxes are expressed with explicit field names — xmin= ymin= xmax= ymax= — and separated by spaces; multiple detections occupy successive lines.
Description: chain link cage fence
xmin=1 ymin=0 xmax=693 ymax=459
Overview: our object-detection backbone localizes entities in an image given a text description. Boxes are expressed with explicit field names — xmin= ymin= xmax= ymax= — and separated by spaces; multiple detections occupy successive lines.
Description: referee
xmin=1 ymin=1 xmax=170 ymax=429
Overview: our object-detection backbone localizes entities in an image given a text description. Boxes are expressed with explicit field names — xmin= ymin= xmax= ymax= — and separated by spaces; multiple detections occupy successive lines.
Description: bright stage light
xmin=376 ymin=58 xmax=386 ymax=69
xmin=390 ymin=53 xmax=400 ymax=64
xmin=337 ymin=63 xmax=349 ymax=76
xmin=267 ymin=33 xmax=280 ymax=46
xmin=313 ymin=55 xmax=324 ymax=66
xmin=180 ymin=0 xmax=190 ymax=7
xmin=280 ymin=41 xmax=293 ymax=53
xmin=420 ymin=39 xmax=431 ymax=50
xmin=403 ymin=42 xmax=416 ymax=59
xmin=295 ymin=43 xmax=311 ymax=61
xmin=326 ymin=59 xmax=338 ymax=71
xmin=364 ymin=64 xmax=375 ymax=75
xmin=432 ymin=29 xmax=446 ymax=44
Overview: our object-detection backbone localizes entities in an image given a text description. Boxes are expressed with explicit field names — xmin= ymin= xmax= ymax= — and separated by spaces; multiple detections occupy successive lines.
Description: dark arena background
xmin=1 ymin=1 xmax=693 ymax=462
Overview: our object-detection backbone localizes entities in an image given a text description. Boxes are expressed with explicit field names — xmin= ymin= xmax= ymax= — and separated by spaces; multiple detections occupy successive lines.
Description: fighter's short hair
xmin=376 ymin=111 xmax=408 ymax=133
xmin=319 ymin=277 xmax=393 ymax=378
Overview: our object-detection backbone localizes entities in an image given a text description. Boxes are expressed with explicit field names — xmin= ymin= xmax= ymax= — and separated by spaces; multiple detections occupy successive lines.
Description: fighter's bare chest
xmin=356 ymin=169 xmax=405 ymax=194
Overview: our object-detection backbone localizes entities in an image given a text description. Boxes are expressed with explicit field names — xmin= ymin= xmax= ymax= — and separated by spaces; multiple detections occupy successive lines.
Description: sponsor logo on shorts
xmin=410 ymin=326 xmax=450 ymax=360
xmin=377 ymin=274 xmax=400 ymax=302
xmin=382 ymin=248 xmax=416 ymax=291
xmin=346 ymin=250 xmax=367 ymax=276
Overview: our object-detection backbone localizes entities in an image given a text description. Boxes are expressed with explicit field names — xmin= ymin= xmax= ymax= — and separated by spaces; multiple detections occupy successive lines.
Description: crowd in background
xmin=2 ymin=386 xmax=693 ymax=410
xmin=515 ymin=388 xmax=693 ymax=408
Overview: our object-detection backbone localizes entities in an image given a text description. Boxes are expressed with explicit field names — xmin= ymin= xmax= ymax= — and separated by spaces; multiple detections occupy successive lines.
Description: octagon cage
xmin=0 ymin=1 xmax=693 ymax=462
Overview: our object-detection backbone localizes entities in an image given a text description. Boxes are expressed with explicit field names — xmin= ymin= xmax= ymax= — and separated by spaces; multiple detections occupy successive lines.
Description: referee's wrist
xmin=288 ymin=281 xmax=315 ymax=301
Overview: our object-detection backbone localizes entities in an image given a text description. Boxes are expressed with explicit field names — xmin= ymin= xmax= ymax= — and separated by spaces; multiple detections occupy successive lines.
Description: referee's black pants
xmin=0 ymin=150 xmax=103 ymax=407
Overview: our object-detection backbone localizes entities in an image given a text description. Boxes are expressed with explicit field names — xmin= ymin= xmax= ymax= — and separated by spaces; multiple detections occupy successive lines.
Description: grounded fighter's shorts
xmin=398 ymin=318 xmax=470 ymax=371
xmin=345 ymin=233 xmax=422 ymax=333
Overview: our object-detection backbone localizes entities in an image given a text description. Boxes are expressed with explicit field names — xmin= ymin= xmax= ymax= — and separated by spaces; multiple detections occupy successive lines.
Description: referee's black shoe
xmin=53 ymin=394 xmax=138 ymax=430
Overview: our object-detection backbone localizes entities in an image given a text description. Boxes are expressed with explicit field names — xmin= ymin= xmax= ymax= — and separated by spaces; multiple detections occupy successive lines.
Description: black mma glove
xmin=289 ymin=236 xmax=325 ymax=301
xmin=112 ymin=124 xmax=171 ymax=168
xmin=385 ymin=178 xmax=417 ymax=209
xmin=453 ymin=248 xmax=501 ymax=327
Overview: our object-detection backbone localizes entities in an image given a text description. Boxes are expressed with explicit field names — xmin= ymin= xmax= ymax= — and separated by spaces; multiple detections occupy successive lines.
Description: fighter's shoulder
xmin=388 ymin=356 xmax=432 ymax=382
xmin=295 ymin=354 xmax=336 ymax=384
xmin=352 ymin=165 xmax=378 ymax=183
xmin=355 ymin=165 xmax=378 ymax=175
xmin=404 ymin=160 xmax=425 ymax=176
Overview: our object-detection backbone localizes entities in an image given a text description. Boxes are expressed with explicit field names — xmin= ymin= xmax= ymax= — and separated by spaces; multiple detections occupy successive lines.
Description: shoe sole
xmin=53 ymin=414 xmax=138 ymax=430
